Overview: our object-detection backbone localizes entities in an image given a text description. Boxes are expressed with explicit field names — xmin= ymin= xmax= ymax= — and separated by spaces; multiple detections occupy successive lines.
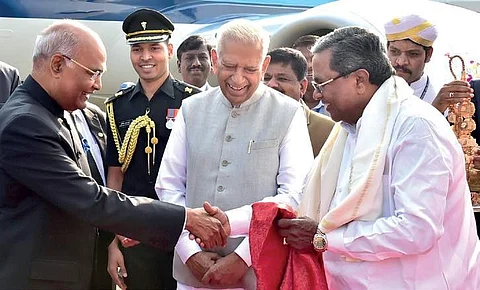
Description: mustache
xmin=394 ymin=66 xmax=412 ymax=74
xmin=188 ymin=65 xmax=204 ymax=71
xmin=270 ymin=86 xmax=285 ymax=94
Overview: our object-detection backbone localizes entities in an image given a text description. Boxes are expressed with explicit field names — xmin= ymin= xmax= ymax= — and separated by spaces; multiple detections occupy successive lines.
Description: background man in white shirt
xmin=278 ymin=26 xmax=480 ymax=290
xmin=177 ymin=35 xmax=213 ymax=91
xmin=156 ymin=19 xmax=313 ymax=289
xmin=292 ymin=34 xmax=331 ymax=116
xmin=384 ymin=14 xmax=474 ymax=114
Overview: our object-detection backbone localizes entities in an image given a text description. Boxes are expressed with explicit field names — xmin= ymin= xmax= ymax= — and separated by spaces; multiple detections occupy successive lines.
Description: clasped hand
xmin=186 ymin=252 xmax=248 ymax=287
xmin=185 ymin=201 xmax=231 ymax=249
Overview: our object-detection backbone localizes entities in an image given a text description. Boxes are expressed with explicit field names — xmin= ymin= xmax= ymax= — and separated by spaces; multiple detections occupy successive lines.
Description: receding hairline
xmin=42 ymin=19 xmax=105 ymax=53
xmin=215 ymin=19 xmax=270 ymax=58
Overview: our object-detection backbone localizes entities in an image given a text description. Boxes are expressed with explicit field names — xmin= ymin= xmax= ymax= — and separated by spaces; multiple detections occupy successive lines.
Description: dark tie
xmin=69 ymin=113 xmax=104 ymax=185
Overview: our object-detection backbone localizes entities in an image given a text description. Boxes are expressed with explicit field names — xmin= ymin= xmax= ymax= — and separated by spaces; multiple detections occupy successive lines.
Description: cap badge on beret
xmin=122 ymin=8 xmax=175 ymax=45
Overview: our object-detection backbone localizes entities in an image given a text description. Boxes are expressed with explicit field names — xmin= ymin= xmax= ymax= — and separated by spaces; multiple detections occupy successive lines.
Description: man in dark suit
xmin=0 ymin=60 xmax=21 ymax=108
xmin=0 ymin=19 xmax=229 ymax=290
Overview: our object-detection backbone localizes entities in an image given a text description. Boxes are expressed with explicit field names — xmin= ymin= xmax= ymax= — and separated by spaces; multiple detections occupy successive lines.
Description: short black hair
xmin=292 ymin=34 xmax=320 ymax=49
xmin=313 ymin=27 xmax=394 ymax=86
xmin=177 ymin=35 xmax=212 ymax=61
xmin=267 ymin=47 xmax=307 ymax=81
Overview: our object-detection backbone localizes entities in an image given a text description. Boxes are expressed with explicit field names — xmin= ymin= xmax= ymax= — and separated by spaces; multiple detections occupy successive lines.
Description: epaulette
xmin=104 ymin=84 xmax=135 ymax=104
xmin=173 ymin=79 xmax=201 ymax=96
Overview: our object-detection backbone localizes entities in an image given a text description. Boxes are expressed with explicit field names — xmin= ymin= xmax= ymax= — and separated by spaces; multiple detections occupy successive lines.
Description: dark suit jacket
xmin=471 ymin=80 xmax=480 ymax=140
xmin=469 ymin=79 xmax=480 ymax=239
xmin=81 ymin=103 xmax=113 ymax=290
xmin=0 ymin=75 xmax=185 ymax=290
xmin=0 ymin=61 xmax=21 ymax=109
xmin=82 ymin=102 xmax=107 ymax=180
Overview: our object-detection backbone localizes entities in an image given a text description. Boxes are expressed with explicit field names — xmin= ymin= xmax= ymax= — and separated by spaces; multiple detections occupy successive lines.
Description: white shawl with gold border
xmin=298 ymin=76 xmax=411 ymax=233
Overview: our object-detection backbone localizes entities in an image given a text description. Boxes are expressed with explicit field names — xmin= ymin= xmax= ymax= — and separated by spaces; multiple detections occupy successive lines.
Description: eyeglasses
xmin=62 ymin=54 xmax=103 ymax=81
xmin=311 ymin=74 xmax=347 ymax=94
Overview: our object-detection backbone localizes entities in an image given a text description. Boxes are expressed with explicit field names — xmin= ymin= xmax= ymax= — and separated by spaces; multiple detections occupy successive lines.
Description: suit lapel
xmin=82 ymin=108 xmax=106 ymax=157
xmin=58 ymin=116 xmax=91 ymax=175
xmin=58 ymin=117 xmax=77 ymax=161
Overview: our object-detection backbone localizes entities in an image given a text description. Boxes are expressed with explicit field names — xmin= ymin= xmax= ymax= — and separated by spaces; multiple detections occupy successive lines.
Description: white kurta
xmin=156 ymin=92 xmax=314 ymax=289
xmin=410 ymin=73 xmax=437 ymax=104
xmin=324 ymin=96 xmax=480 ymax=289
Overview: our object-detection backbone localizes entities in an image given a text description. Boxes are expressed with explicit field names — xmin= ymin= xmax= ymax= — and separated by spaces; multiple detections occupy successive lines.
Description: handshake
xmin=185 ymin=201 xmax=231 ymax=248
xmin=118 ymin=201 xmax=230 ymax=249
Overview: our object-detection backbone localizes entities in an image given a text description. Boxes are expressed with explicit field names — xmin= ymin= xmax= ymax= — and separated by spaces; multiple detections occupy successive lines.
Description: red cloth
xmin=250 ymin=202 xmax=329 ymax=290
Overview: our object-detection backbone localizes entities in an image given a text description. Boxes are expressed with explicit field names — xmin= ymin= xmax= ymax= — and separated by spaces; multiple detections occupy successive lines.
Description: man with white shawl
xmin=278 ymin=26 xmax=480 ymax=290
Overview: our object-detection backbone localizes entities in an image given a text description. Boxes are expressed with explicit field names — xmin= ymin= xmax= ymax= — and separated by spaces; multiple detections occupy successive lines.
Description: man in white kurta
xmin=384 ymin=14 xmax=438 ymax=104
xmin=278 ymin=26 xmax=480 ymax=290
xmin=384 ymin=14 xmax=474 ymax=114
xmin=155 ymin=19 xmax=313 ymax=290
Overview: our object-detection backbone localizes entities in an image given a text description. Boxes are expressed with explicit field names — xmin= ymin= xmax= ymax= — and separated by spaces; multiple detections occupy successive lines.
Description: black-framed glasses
xmin=311 ymin=74 xmax=347 ymax=94
xmin=62 ymin=54 xmax=103 ymax=81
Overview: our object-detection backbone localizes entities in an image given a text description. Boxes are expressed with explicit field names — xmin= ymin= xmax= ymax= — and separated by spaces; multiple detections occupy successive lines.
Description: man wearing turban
xmin=384 ymin=14 xmax=473 ymax=114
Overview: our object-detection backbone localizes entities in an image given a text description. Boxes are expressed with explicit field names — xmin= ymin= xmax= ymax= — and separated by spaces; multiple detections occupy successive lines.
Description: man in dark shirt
xmin=0 ymin=19 xmax=227 ymax=290
xmin=105 ymin=8 xmax=200 ymax=290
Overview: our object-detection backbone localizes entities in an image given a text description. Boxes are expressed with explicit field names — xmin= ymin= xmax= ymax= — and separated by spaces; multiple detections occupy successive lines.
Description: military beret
xmin=122 ymin=8 xmax=175 ymax=45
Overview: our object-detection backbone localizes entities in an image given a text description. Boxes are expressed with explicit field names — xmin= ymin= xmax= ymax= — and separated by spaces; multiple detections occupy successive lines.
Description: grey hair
xmin=216 ymin=19 xmax=270 ymax=59
xmin=312 ymin=26 xmax=394 ymax=86
xmin=33 ymin=19 xmax=105 ymax=65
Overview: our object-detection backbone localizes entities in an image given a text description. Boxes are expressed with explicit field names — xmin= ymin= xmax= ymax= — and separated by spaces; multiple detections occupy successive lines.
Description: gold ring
xmin=449 ymin=92 xmax=454 ymax=98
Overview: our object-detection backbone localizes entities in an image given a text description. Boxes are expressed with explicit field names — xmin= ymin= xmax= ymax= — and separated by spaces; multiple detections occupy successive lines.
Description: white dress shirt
xmin=312 ymin=100 xmax=331 ymax=117
xmin=410 ymin=73 xmax=437 ymax=104
xmin=324 ymin=96 xmax=480 ymax=290
xmin=65 ymin=110 xmax=106 ymax=185
xmin=200 ymin=82 xmax=212 ymax=91
xmin=156 ymin=102 xmax=313 ymax=290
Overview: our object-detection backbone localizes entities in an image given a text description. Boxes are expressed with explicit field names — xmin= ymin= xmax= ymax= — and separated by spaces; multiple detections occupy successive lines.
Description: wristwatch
xmin=312 ymin=227 xmax=328 ymax=252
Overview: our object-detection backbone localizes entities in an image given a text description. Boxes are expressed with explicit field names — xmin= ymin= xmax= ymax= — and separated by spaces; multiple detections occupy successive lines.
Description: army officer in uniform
xmin=105 ymin=8 xmax=200 ymax=290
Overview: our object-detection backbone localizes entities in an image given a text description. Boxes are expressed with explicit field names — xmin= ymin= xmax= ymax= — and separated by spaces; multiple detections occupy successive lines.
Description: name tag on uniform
xmin=119 ymin=119 xmax=133 ymax=128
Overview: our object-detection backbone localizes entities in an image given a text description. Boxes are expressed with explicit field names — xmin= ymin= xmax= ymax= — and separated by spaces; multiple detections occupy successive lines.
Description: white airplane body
xmin=0 ymin=0 xmax=479 ymax=106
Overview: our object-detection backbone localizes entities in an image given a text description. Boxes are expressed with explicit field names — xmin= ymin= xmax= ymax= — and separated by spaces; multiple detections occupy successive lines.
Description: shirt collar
xmin=237 ymin=83 xmax=267 ymax=108
xmin=128 ymin=75 xmax=175 ymax=101
xmin=24 ymin=75 xmax=64 ymax=118
xmin=410 ymin=73 xmax=427 ymax=91
xmin=340 ymin=118 xmax=362 ymax=136
xmin=200 ymin=82 xmax=209 ymax=91
xmin=312 ymin=100 xmax=324 ymax=110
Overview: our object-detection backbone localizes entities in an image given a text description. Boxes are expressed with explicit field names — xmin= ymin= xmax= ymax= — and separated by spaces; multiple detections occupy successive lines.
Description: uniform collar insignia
xmin=185 ymin=87 xmax=192 ymax=94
